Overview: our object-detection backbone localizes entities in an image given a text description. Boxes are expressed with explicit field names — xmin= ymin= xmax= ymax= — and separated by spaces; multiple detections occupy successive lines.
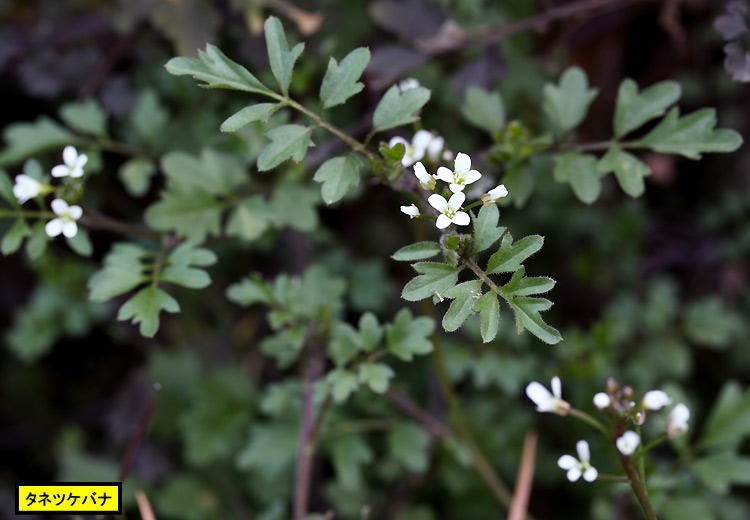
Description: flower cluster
xmin=526 ymin=376 xmax=691 ymax=483
xmin=398 ymin=151 xmax=508 ymax=229
xmin=12 ymin=145 xmax=86 ymax=238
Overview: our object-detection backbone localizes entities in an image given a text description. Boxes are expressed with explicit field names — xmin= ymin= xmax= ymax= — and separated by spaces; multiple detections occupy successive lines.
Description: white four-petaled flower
xmin=642 ymin=390 xmax=671 ymax=411
xmin=616 ymin=431 xmax=641 ymax=456
xmin=593 ymin=392 xmax=611 ymax=410
xmin=413 ymin=162 xmax=436 ymax=190
xmin=525 ymin=376 xmax=570 ymax=415
xmin=45 ymin=198 xmax=82 ymax=238
xmin=666 ymin=403 xmax=690 ymax=439
xmin=13 ymin=175 xmax=41 ymax=204
xmin=436 ymin=152 xmax=482 ymax=193
xmin=428 ymin=192 xmax=469 ymax=229
xmin=483 ymin=184 xmax=509 ymax=204
xmin=390 ymin=130 xmax=445 ymax=167
xmin=400 ymin=204 xmax=420 ymax=219
xmin=558 ymin=440 xmax=598 ymax=482
xmin=51 ymin=146 xmax=88 ymax=178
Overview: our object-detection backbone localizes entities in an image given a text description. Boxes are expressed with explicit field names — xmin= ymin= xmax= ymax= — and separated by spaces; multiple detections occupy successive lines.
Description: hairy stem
xmin=619 ymin=453 xmax=658 ymax=520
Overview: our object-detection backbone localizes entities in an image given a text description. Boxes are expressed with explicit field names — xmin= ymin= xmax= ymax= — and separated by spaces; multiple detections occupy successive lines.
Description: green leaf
xmin=501 ymin=266 xmax=556 ymax=296
xmin=161 ymin=149 xmax=246 ymax=195
xmin=65 ymin=228 xmax=93 ymax=257
xmin=683 ymin=296 xmax=741 ymax=349
xmin=640 ymin=108 xmax=743 ymax=159
xmin=117 ymin=286 xmax=180 ymax=337
xmin=392 ymin=241 xmax=441 ymax=262
xmin=486 ymin=234 xmax=544 ymax=274
xmin=474 ymin=291 xmax=500 ymax=343
xmin=614 ymin=79 xmax=681 ymax=137
xmin=472 ymin=204 xmax=506 ymax=254
xmin=313 ymin=155 xmax=362 ymax=205
xmin=165 ymin=44 xmax=270 ymax=94
xmin=160 ymin=242 xmax=217 ymax=289
xmin=401 ymin=262 xmax=459 ymax=301
xmin=691 ymin=452 xmax=750 ymax=494
xmin=373 ymin=85 xmax=431 ymax=133
xmin=598 ymin=146 xmax=650 ymax=198
xmin=269 ymin=182 xmax=320 ymax=232
xmin=88 ymin=243 xmax=148 ymax=302
xmin=441 ymin=280 xmax=482 ymax=332
xmin=320 ymin=47 xmax=371 ymax=109
xmin=330 ymin=434 xmax=373 ymax=491
xmin=220 ymin=103 xmax=281 ymax=133
xmin=386 ymin=308 xmax=434 ymax=361
xmin=553 ymin=152 xmax=603 ymax=204
xmin=119 ymin=158 xmax=156 ymax=197
xmin=543 ymin=67 xmax=598 ymax=132
xmin=508 ymin=296 xmax=561 ymax=345
xmin=327 ymin=369 xmax=359 ymax=403
xmin=0 ymin=169 xmax=15 ymax=204
xmin=25 ymin=222 xmax=49 ymax=260
xmin=387 ymin=423 xmax=430 ymax=473
xmin=358 ymin=362 xmax=395 ymax=394
xmin=145 ymin=189 xmax=223 ymax=242
xmin=700 ymin=382 xmax=750 ymax=451
xmin=225 ymin=196 xmax=272 ymax=241
xmin=237 ymin=423 xmax=298 ymax=480
xmin=226 ymin=274 xmax=273 ymax=306
xmin=0 ymin=117 xmax=75 ymax=166
xmin=257 ymin=124 xmax=313 ymax=171
xmin=1 ymin=219 xmax=30 ymax=255
xmin=130 ymin=89 xmax=169 ymax=146
xmin=358 ymin=312 xmax=383 ymax=352
xmin=461 ymin=87 xmax=505 ymax=133
xmin=59 ymin=99 xmax=107 ymax=137
xmin=264 ymin=16 xmax=304 ymax=95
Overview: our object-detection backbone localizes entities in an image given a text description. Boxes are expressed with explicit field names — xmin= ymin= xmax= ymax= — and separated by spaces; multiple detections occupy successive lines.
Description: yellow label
xmin=17 ymin=483 xmax=121 ymax=514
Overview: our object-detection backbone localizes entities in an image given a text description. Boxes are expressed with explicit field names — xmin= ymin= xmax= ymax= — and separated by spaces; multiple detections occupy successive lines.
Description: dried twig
xmin=508 ymin=430 xmax=538 ymax=520
xmin=135 ymin=489 xmax=157 ymax=520
xmin=385 ymin=389 xmax=452 ymax=439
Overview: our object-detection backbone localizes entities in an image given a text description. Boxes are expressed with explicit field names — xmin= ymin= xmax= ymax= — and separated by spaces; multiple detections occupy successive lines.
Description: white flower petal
xmin=51 ymin=165 xmax=69 ymax=178
xmin=389 ymin=136 xmax=408 ymax=148
xmin=566 ymin=467 xmax=582 ymax=482
xmin=412 ymin=130 xmax=433 ymax=151
xmin=435 ymin=166 xmax=454 ymax=183
xmin=427 ymin=136 xmax=444 ymax=160
xmin=551 ymin=377 xmax=562 ymax=399
xmin=63 ymin=146 xmax=78 ymax=166
xmin=643 ymin=390 xmax=671 ymax=411
xmin=452 ymin=211 xmax=470 ymax=226
xmin=449 ymin=183 xmax=465 ymax=193
xmin=51 ymin=198 xmax=69 ymax=215
xmin=62 ymin=221 xmax=78 ymax=238
xmin=464 ymin=169 xmax=482 ymax=184
xmin=447 ymin=191 xmax=465 ymax=209
xmin=616 ymin=431 xmax=640 ymax=456
xmin=413 ymin=162 xmax=432 ymax=184
xmin=454 ymin=152 xmax=471 ymax=173
xmin=400 ymin=204 xmax=420 ymax=218
xmin=45 ymin=218 xmax=63 ymax=237
xmin=576 ymin=440 xmax=590 ymax=463
xmin=526 ymin=382 xmax=554 ymax=410
xmin=428 ymin=194 xmax=448 ymax=212
xmin=583 ymin=467 xmax=598 ymax=482
xmin=488 ymin=184 xmax=508 ymax=200
xmin=76 ymin=154 xmax=88 ymax=168
xmin=68 ymin=205 xmax=83 ymax=220
xmin=557 ymin=454 xmax=578 ymax=470
xmin=436 ymin=214 xmax=451 ymax=229
xmin=593 ymin=393 xmax=611 ymax=409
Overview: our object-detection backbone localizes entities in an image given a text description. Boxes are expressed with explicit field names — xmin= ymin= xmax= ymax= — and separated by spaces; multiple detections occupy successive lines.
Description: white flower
xmin=558 ymin=440 xmax=598 ymax=482
xmin=642 ymin=390 xmax=671 ymax=411
xmin=428 ymin=192 xmax=469 ymax=229
xmin=525 ymin=376 xmax=570 ymax=415
xmin=666 ymin=403 xmax=690 ymax=439
xmin=400 ymin=204 xmax=420 ymax=219
xmin=390 ymin=131 xmax=445 ymax=167
xmin=51 ymin=146 xmax=88 ymax=178
xmin=413 ymin=162 xmax=436 ymax=190
xmin=425 ymin=134 xmax=445 ymax=162
xmin=13 ymin=174 xmax=41 ymax=204
xmin=435 ymin=152 xmax=482 ymax=193
xmin=398 ymin=78 xmax=420 ymax=91
xmin=482 ymin=184 xmax=509 ymax=204
xmin=45 ymin=198 xmax=82 ymax=238
xmin=616 ymin=431 xmax=641 ymax=456
xmin=442 ymin=150 xmax=454 ymax=161
xmin=593 ymin=392 xmax=611 ymax=410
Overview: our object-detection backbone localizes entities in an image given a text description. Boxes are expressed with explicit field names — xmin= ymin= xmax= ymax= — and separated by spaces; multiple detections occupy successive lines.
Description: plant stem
xmin=569 ymin=409 xmax=612 ymax=441
xmin=636 ymin=424 xmax=646 ymax=485
xmin=0 ymin=209 xmax=53 ymax=219
xmin=619 ymin=453 xmax=658 ymax=520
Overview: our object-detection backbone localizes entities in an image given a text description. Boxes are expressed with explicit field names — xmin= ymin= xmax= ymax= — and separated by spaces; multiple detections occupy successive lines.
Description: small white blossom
xmin=45 ymin=198 xmax=82 ymax=238
xmin=390 ymin=131 xmax=446 ymax=167
xmin=428 ymin=191 xmax=469 ymax=230
xmin=13 ymin=174 xmax=41 ymax=204
xmin=642 ymin=390 xmax=671 ymax=411
xmin=51 ymin=146 xmax=88 ymax=178
xmin=666 ymin=403 xmax=690 ymax=439
xmin=593 ymin=392 xmax=611 ymax=410
xmin=435 ymin=152 xmax=482 ymax=193
xmin=558 ymin=440 xmax=598 ymax=482
xmin=525 ymin=376 xmax=570 ymax=415
xmin=398 ymin=78 xmax=420 ymax=92
xmin=425 ymin=134 xmax=445 ymax=162
xmin=482 ymin=184 xmax=509 ymax=204
xmin=400 ymin=204 xmax=420 ymax=219
xmin=616 ymin=431 xmax=641 ymax=456
xmin=413 ymin=162 xmax=436 ymax=190
xmin=442 ymin=150 xmax=454 ymax=161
